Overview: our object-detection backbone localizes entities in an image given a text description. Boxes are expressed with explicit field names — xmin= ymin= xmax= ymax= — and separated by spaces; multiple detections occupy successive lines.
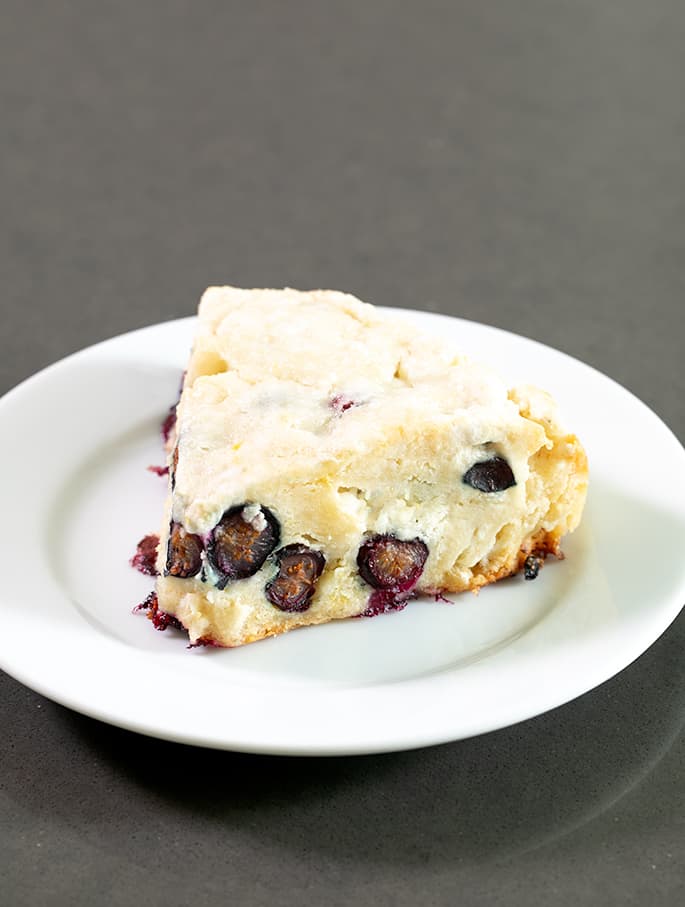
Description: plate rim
xmin=1 ymin=310 xmax=684 ymax=755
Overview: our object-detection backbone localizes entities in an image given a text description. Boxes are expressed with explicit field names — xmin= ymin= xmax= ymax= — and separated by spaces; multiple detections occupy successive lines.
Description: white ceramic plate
xmin=1 ymin=310 xmax=684 ymax=755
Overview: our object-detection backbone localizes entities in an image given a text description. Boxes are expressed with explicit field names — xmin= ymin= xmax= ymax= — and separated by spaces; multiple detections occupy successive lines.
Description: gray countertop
xmin=2 ymin=2 xmax=684 ymax=905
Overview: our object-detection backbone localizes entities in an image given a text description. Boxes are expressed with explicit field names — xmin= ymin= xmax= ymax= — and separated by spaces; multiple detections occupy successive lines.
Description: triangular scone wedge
xmin=153 ymin=287 xmax=588 ymax=647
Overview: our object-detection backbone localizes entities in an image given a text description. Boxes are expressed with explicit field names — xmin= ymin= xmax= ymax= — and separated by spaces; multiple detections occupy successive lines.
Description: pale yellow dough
xmin=155 ymin=287 xmax=588 ymax=646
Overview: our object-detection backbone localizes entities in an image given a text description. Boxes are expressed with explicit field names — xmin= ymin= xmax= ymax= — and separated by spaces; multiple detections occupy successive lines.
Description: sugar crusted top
xmin=172 ymin=287 xmax=555 ymax=533
xmin=189 ymin=287 xmax=451 ymax=387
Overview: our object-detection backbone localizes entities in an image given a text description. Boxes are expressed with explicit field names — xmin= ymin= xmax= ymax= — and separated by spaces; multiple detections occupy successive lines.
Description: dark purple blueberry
xmin=330 ymin=394 xmax=361 ymax=415
xmin=161 ymin=372 xmax=186 ymax=443
xmin=463 ymin=456 xmax=516 ymax=493
xmin=207 ymin=504 xmax=280 ymax=586
xmin=161 ymin=405 xmax=177 ymax=444
xmin=524 ymin=554 xmax=543 ymax=581
xmin=134 ymin=591 xmax=184 ymax=632
xmin=130 ymin=534 xmax=160 ymax=577
xmin=265 ymin=544 xmax=326 ymax=612
xmin=360 ymin=589 xmax=412 ymax=617
xmin=165 ymin=522 xmax=203 ymax=578
xmin=357 ymin=535 xmax=428 ymax=591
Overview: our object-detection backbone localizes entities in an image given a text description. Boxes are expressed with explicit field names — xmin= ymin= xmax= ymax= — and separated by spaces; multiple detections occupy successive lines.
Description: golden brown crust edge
xmin=189 ymin=529 xmax=565 ymax=648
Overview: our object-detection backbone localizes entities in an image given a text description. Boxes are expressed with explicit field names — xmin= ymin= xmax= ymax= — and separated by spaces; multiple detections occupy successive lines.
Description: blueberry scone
xmin=154 ymin=286 xmax=588 ymax=647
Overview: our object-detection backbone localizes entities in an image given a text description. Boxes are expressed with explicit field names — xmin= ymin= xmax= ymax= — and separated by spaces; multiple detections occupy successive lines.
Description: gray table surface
xmin=2 ymin=2 xmax=684 ymax=905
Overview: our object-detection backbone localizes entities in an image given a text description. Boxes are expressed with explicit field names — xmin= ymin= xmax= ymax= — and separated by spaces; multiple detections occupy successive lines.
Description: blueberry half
xmin=357 ymin=534 xmax=428 ymax=591
xmin=207 ymin=504 xmax=280 ymax=587
xmin=265 ymin=544 xmax=326 ymax=612
xmin=165 ymin=522 xmax=203 ymax=578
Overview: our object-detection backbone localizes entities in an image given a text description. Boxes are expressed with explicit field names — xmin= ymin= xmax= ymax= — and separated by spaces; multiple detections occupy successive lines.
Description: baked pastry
xmin=152 ymin=286 xmax=588 ymax=647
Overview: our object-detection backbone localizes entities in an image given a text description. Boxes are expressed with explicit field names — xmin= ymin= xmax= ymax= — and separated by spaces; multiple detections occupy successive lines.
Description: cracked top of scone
xmin=172 ymin=286 xmax=560 ymax=535
xmin=186 ymin=287 xmax=462 ymax=385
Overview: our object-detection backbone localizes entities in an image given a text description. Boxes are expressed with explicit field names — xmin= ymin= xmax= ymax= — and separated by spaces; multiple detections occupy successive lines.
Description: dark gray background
xmin=2 ymin=2 xmax=684 ymax=905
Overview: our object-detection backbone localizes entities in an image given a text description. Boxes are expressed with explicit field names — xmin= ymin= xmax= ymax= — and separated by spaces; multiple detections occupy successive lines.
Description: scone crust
xmin=154 ymin=287 xmax=588 ymax=647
